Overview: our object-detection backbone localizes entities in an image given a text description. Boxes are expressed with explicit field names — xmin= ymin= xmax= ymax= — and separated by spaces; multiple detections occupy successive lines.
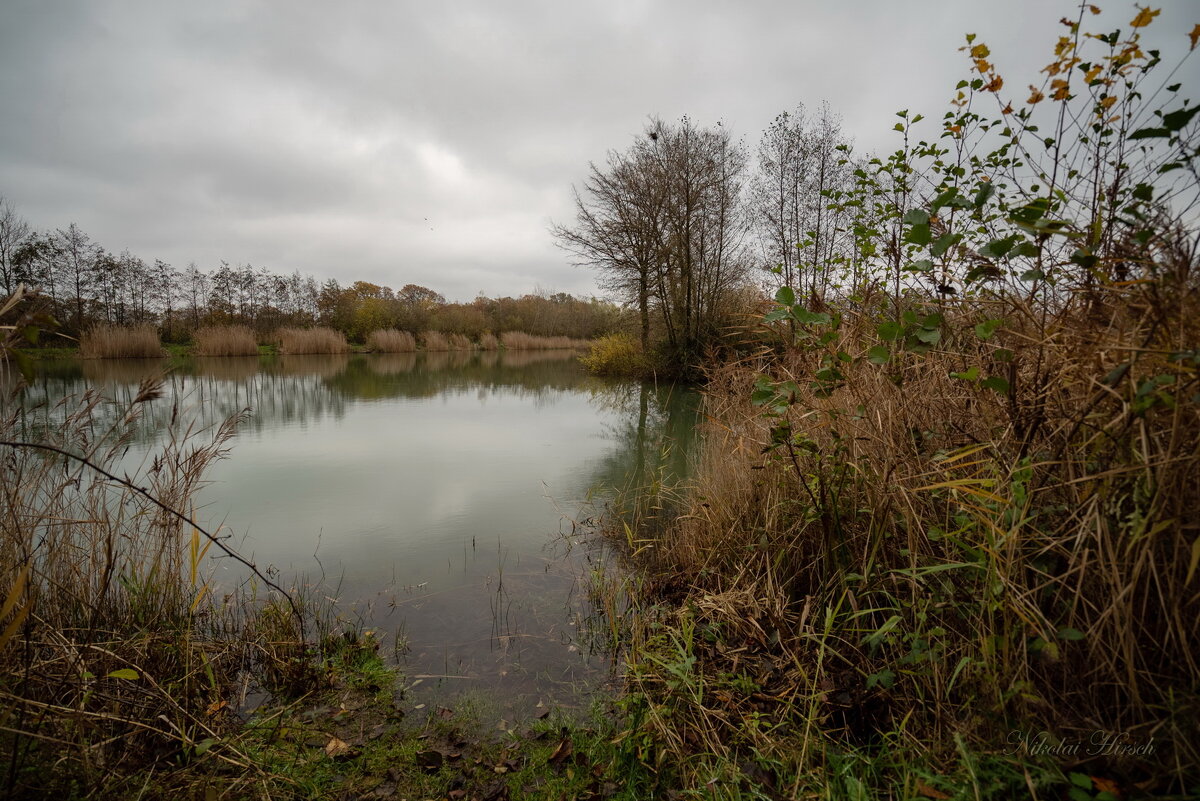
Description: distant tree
xmin=54 ymin=223 xmax=99 ymax=334
xmin=0 ymin=197 xmax=31 ymax=295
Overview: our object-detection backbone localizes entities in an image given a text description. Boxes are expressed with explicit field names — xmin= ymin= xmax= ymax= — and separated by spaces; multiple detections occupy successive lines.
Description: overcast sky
xmin=0 ymin=1 xmax=1195 ymax=301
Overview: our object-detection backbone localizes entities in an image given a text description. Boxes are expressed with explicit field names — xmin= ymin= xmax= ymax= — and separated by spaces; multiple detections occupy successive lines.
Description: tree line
xmin=0 ymin=199 xmax=627 ymax=344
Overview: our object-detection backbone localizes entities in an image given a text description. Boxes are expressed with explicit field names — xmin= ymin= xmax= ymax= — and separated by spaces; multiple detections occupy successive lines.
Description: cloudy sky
xmin=0 ymin=1 xmax=1194 ymax=301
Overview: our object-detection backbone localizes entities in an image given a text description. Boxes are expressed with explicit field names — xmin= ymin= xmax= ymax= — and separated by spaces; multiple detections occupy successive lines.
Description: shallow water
xmin=10 ymin=350 xmax=699 ymax=716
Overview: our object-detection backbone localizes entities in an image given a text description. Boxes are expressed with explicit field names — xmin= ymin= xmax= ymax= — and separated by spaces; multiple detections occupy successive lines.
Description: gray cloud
xmin=1 ymin=0 xmax=1194 ymax=300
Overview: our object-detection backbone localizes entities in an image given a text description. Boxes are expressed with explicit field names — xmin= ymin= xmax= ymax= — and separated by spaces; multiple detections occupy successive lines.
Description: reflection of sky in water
xmin=13 ymin=351 xmax=698 ymax=716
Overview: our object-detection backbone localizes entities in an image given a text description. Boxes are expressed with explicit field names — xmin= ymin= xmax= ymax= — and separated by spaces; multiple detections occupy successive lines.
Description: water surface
xmin=12 ymin=350 xmax=698 ymax=715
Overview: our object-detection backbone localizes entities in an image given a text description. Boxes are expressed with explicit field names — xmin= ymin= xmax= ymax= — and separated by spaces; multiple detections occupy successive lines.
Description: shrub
xmin=79 ymin=324 xmax=163 ymax=358
xmin=366 ymin=328 xmax=416 ymax=352
xmin=192 ymin=324 xmax=258 ymax=356
xmin=578 ymin=333 xmax=643 ymax=375
xmin=274 ymin=326 xmax=349 ymax=355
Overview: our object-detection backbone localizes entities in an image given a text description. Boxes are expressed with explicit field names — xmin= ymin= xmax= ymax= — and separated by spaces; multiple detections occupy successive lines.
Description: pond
xmin=9 ymin=350 xmax=699 ymax=718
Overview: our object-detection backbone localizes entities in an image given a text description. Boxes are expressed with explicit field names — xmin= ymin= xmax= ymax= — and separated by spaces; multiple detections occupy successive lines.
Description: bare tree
xmin=0 ymin=198 xmax=31 ymax=295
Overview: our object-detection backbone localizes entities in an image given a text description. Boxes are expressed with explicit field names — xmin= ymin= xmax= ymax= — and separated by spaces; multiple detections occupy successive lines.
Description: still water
xmin=13 ymin=350 xmax=699 ymax=715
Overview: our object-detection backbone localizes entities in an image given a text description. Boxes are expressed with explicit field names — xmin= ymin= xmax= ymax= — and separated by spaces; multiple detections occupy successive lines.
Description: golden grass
xmin=274 ymin=326 xmax=349 ymax=355
xmin=79 ymin=324 xmax=163 ymax=358
xmin=192 ymin=324 xmax=258 ymax=356
xmin=366 ymin=328 xmax=416 ymax=352
xmin=478 ymin=332 xmax=499 ymax=351
xmin=419 ymin=330 xmax=449 ymax=351
xmin=499 ymin=331 xmax=590 ymax=350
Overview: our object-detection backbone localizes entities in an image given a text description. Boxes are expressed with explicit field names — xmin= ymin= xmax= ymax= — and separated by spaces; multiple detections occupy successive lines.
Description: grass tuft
xmin=366 ymin=328 xmax=416 ymax=352
xmin=274 ymin=326 xmax=349 ymax=355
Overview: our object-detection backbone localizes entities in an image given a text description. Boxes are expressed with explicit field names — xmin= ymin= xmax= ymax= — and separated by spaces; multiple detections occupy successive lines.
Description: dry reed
xmin=274 ymin=326 xmax=349 ymax=355
xmin=419 ymin=330 xmax=449 ymax=351
xmin=478 ymin=332 xmax=499 ymax=351
xmin=79 ymin=324 xmax=163 ymax=358
xmin=499 ymin=331 xmax=590 ymax=350
xmin=366 ymin=328 xmax=416 ymax=352
xmin=446 ymin=332 xmax=472 ymax=350
xmin=192 ymin=324 xmax=258 ymax=356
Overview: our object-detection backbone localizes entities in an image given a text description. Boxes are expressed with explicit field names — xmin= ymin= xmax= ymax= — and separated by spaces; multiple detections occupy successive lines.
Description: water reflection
xmin=9 ymin=351 xmax=699 ymax=714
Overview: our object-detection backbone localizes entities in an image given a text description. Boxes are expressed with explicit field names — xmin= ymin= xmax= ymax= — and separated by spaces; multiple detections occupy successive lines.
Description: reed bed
xmin=447 ymin=332 xmax=473 ymax=351
xmin=192 ymin=324 xmax=258 ymax=356
xmin=274 ymin=326 xmax=348 ymax=355
xmin=499 ymin=331 xmax=590 ymax=350
xmin=478 ymin=332 xmax=499 ymax=351
xmin=79 ymin=324 xmax=164 ymax=358
xmin=366 ymin=328 xmax=416 ymax=352
xmin=419 ymin=330 xmax=449 ymax=351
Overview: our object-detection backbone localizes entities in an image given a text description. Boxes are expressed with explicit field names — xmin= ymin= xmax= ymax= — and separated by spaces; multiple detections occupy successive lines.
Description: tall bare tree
xmin=0 ymin=197 xmax=31 ymax=295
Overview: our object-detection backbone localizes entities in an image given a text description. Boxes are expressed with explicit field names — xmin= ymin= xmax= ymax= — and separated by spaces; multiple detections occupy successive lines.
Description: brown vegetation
xmin=478 ymin=332 xmax=499 ymax=351
xmin=274 ymin=326 xmax=349 ymax=355
xmin=79 ymin=324 xmax=163 ymax=358
xmin=419 ymin=330 xmax=449 ymax=351
xmin=366 ymin=328 xmax=416 ymax=352
xmin=500 ymin=331 xmax=590 ymax=350
xmin=192 ymin=324 xmax=258 ymax=356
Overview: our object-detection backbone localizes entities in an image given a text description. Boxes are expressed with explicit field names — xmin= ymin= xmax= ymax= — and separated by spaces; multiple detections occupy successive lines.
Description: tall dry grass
xmin=274 ymin=326 xmax=349 ymax=355
xmin=478 ymin=332 xmax=499 ymax=351
xmin=366 ymin=328 xmax=416 ymax=352
xmin=419 ymin=330 xmax=449 ymax=351
xmin=500 ymin=331 xmax=590 ymax=350
xmin=79 ymin=324 xmax=163 ymax=358
xmin=616 ymin=272 xmax=1200 ymax=790
xmin=192 ymin=324 xmax=258 ymax=356
xmin=447 ymin=332 xmax=473 ymax=351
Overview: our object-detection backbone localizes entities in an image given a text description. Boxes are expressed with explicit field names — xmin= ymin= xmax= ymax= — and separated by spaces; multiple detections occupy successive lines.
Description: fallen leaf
xmin=1092 ymin=776 xmax=1121 ymax=796
xmin=916 ymin=779 xmax=951 ymax=800
xmin=324 ymin=737 xmax=356 ymax=760
xmin=548 ymin=736 xmax=574 ymax=766
xmin=415 ymin=749 xmax=444 ymax=772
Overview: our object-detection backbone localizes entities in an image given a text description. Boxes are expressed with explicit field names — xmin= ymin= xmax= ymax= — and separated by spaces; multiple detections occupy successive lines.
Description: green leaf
xmin=1020 ymin=269 xmax=1046 ymax=282
xmin=1128 ymin=126 xmax=1170 ymax=139
xmin=1162 ymin=105 xmax=1200 ymax=132
xmin=763 ymin=308 xmax=789 ymax=323
xmin=792 ymin=308 xmax=831 ymax=326
xmin=979 ymin=235 xmax=1019 ymax=259
xmin=867 ymin=345 xmax=891 ymax=365
xmin=902 ymin=209 xmax=930 ymax=226
xmin=914 ymin=327 xmax=941 ymax=345
xmin=930 ymin=233 xmax=962 ymax=257
xmin=1069 ymin=773 xmax=1094 ymax=789
xmin=950 ymin=366 xmax=980 ymax=381
xmin=973 ymin=182 xmax=996 ymax=208
xmin=1132 ymin=183 xmax=1154 ymax=201
xmin=981 ymin=376 xmax=1010 ymax=395
xmin=907 ymin=259 xmax=934 ymax=272
xmin=1057 ymin=627 xmax=1085 ymax=641
xmin=974 ymin=319 xmax=1002 ymax=340
xmin=877 ymin=321 xmax=904 ymax=341
xmin=906 ymin=224 xmax=932 ymax=247
xmin=774 ymin=286 xmax=796 ymax=306
xmin=107 ymin=668 xmax=140 ymax=681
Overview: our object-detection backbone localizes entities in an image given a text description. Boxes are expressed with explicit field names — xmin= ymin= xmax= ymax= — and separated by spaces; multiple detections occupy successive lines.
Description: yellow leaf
xmin=1100 ymin=96 xmax=1117 ymax=110
xmin=975 ymin=58 xmax=991 ymax=74
xmin=1190 ymin=23 xmax=1200 ymax=50
xmin=1029 ymin=89 xmax=1046 ymax=104
xmin=1088 ymin=4 xmax=1101 ymax=13
xmin=985 ymin=76 xmax=1004 ymax=92
xmin=1085 ymin=65 xmax=1103 ymax=83
xmin=1130 ymin=7 xmax=1160 ymax=27
xmin=970 ymin=43 xmax=990 ymax=59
